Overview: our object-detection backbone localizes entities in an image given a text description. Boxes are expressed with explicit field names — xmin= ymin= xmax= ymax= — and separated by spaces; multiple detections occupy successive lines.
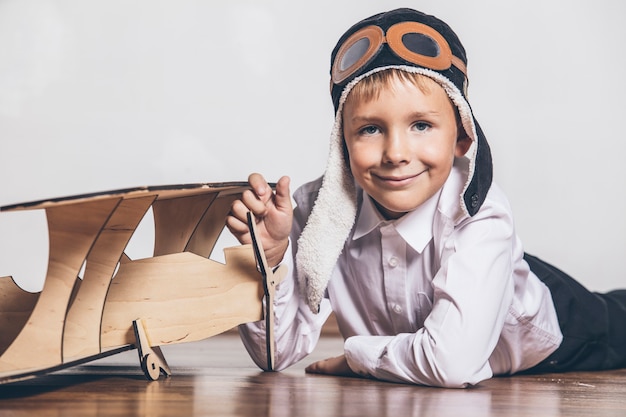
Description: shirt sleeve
xmin=344 ymin=203 xmax=516 ymax=388
xmin=238 ymin=244 xmax=332 ymax=371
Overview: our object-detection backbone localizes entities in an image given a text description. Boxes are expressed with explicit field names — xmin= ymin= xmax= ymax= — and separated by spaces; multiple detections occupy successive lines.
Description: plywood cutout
xmin=0 ymin=182 xmax=281 ymax=384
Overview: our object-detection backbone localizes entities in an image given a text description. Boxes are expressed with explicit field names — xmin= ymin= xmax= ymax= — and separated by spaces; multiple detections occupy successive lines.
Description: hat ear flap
xmin=296 ymin=115 xmax=358 ymax=313
xmin=462 ymin=118 xmax=492 ymax=216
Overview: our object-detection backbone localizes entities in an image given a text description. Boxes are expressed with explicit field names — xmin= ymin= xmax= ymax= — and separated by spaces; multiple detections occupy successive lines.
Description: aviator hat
xmin=296 ymin=8 xmax=493 ymax=313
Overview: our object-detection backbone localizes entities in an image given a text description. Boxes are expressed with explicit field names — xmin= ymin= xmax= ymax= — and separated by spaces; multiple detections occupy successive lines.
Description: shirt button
xmin=471 ymin=193 xmax=479 ymax=208
xmin=392 ymin=304 xmax=403 ymax=314
xmin=388 ymin=257 xmax=399 ymax=268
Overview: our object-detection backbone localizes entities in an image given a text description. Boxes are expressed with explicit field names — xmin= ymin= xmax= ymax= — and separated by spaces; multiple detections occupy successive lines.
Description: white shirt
xmin=239 ymin=162 xmax=563 ymax=388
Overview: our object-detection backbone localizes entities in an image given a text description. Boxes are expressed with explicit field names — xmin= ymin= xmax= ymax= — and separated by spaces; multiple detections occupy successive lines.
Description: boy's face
xmin=342 ymin=76 xmax=471 ymax=220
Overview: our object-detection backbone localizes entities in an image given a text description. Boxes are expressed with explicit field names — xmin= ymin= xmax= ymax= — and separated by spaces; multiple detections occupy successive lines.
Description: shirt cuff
xmin=344 ymin=335 xmax=395 ymax=377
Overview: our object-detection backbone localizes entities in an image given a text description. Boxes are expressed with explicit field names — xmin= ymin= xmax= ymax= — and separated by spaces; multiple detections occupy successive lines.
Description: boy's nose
xmin=383 ymin=133 xmax=410 ymax=164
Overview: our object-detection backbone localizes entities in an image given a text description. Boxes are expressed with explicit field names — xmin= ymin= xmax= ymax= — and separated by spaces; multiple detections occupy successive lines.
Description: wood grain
xmin=100 ymin=247 xmax=263 ymax=349
xmin=63 ymin=196 xmax=155 ymax=360
xmin=1 ymin=334 xmax=625 ymax=417
xmin=185 ymin=193 xmax=239 ymax=258
xmin=0 ymin=277 xmax=38 ymax=355
xmin=152 ymin=193 xmax=217 ymax=256
xmin=0 ymin=198 xmax=120 ymax=372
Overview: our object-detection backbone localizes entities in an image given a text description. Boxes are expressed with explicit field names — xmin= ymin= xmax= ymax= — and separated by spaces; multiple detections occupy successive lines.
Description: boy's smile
xmin=342 ymin=74 xmax=471 ymax=220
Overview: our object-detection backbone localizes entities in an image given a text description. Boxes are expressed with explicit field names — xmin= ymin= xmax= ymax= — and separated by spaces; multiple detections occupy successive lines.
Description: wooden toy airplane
xmin=0 ymin=182 xmax=285 ymax=384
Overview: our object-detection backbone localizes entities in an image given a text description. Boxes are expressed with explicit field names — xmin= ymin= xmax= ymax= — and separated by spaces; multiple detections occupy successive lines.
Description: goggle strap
xmin=451 ymin=55 xmax=467 ymax=78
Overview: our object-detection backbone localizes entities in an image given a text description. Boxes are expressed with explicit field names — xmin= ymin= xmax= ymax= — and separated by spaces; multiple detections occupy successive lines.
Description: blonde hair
xmin=344 ymin=68 xmax=436 ymax=107
xmin=343 ymin=68 xmax=463 ymax=131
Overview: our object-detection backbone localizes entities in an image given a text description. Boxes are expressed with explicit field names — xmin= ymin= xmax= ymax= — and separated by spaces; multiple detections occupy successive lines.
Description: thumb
xmin=273 ymin=176 xmax=292 ymax=212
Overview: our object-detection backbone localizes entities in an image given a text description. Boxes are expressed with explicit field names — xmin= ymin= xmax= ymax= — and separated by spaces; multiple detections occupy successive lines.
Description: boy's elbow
xmin=418 ymin=346 xmax=492 ymax=388
xmin=433 ymin=370 xmax=484 ymax=389
xmin=446 ymin=365 xmax=491 ymax=388
xmin=416 ymin=364 xmax=489 ymax=388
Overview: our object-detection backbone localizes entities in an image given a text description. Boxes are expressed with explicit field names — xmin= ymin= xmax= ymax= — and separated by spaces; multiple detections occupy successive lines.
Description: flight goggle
xmin=331 ymin=21 xmax=468 ymax=86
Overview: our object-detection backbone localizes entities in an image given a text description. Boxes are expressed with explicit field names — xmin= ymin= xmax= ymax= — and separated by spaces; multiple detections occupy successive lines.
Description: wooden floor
xmin=1 ymin=333 xmax=626 ymax=417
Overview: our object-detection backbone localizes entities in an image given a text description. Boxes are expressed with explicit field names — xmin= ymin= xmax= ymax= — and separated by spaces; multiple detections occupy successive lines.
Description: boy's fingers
xmin=227 ymin=201 xmax=251 ymax=231
xmin=274 ymin=176 xmax=292 ymax=211
xmin=239 ymin=173 xmax=275 ymax=217
xmin=229 ymin=199 xmax=250 ymax=222
xmin=304 ymin=361 xmax=319 ymax=374
xmin=225 ymin=214 xmax=248 ymax=234
xmin=305 ymin=356 xmax=356 ymax=377
xmin=248 ymin=173 xmax=272 ymax=203
xmin=305 ymin=358 xmax=333 ymax=375
xmin=225 ymin=216 xmax=252 ymax=244
xmin=241 ymin=189 xmax=270 ymax=216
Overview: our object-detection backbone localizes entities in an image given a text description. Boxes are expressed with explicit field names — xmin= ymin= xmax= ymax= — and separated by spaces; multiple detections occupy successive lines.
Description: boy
xmin=226 ymin=8 xmax=626 ymax=387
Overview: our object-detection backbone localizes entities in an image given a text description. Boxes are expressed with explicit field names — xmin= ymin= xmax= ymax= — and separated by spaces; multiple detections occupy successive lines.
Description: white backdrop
xmin=1 ymin=0 xmax=624 ymax=292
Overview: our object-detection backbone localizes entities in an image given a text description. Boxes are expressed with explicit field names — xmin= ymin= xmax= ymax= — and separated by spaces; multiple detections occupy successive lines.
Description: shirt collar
xmin=353 ymin=190 xmax=441 ymax=254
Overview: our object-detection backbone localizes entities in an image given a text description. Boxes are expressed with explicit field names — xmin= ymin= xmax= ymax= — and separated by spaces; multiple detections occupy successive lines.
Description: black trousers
xmin=522 ymin=253 xmax=626 ymax=374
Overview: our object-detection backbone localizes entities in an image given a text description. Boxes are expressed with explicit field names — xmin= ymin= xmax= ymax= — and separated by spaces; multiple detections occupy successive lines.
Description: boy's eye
xmin=413 ymin=122 xmax=431 ymax=131
xmin=360 ymin=125 xmax=380 ymax=135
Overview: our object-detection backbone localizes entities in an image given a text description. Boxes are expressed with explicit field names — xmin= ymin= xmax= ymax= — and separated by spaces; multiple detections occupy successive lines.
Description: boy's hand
xmin=226 ymin=174 xmax=292 ymax=267
xmin=305 ymin=355 xmax=360 ymax=378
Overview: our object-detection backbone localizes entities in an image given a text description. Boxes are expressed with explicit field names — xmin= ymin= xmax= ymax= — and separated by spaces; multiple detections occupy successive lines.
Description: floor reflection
xmin=2 ymin=336 xmax=625 ymax=417
xmin=222 ymin=371 xmax=570 ymax=417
